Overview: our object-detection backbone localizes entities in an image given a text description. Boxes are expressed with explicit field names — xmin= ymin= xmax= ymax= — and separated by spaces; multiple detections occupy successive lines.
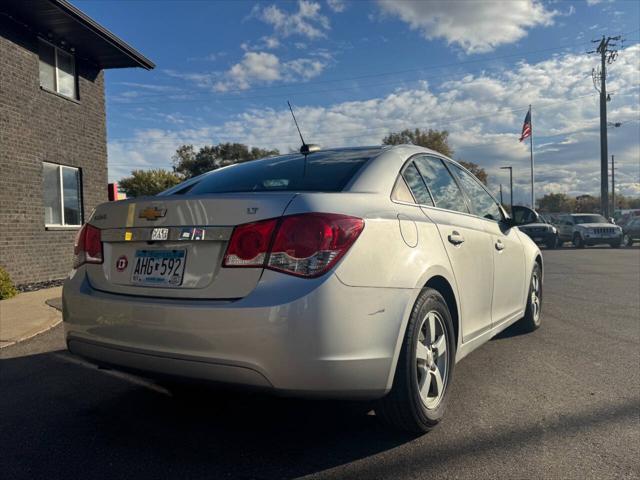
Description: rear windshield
xmin=171 ymin=148 xmax=381 ymax=195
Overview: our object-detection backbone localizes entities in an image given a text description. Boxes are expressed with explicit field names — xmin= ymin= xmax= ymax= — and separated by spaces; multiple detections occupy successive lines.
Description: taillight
xmin=222 ymin=213 xmax=364 ymax=278
xmin=73 ymin=224 xmax=103 ymax=268
xmin=222 ymin=219 xmax=278 ymax=267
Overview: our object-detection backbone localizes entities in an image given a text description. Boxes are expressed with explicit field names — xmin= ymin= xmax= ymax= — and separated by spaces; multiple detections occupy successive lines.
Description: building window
xmin=38 ymin=39 xmax=77 ymax=99
xmin=43 ymin=163 xmax=83 ymax=227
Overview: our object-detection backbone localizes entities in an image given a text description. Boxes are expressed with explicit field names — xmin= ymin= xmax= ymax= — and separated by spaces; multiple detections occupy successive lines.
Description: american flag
xmin=519 ymin=109 xmax=532 ymax=142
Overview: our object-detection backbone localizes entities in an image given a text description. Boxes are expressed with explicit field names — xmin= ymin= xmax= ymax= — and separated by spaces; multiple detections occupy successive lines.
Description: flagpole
xmin=529 ymin=104 xmax=535 ymax=209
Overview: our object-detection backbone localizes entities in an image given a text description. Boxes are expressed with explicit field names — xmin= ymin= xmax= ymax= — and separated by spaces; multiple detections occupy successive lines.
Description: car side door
xmin=448 ymin=162 xmax=527 ymax=325
xmin=558 ymin=215 xmax=574 ymax=241
xmin=412 ymin=155 xmax=495 ymax=343
xmin=629 ymin=218 xmax=640 ymax=239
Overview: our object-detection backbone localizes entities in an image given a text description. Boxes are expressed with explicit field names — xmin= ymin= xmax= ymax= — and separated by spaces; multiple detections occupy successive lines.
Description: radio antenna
xmin=287 ymin=100 xmax=307 ymax=149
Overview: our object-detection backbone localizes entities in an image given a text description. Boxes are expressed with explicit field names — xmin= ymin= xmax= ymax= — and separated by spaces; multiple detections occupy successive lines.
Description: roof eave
xmin=49 ymin=0 xmax=155 ymax=70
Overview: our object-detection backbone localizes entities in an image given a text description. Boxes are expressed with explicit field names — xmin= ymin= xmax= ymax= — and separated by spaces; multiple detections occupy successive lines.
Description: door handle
xmin=495 ymin=239 xmax=505 ymax=251
xmin=448 ymin=231 xmax=465 ymax=245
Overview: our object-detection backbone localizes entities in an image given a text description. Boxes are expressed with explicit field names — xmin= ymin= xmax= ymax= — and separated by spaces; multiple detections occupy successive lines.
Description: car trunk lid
xmin=85 ymin=193 xmax=296 ymax=299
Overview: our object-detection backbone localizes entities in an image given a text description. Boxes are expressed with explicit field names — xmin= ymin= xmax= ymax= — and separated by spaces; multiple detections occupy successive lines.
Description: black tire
xmin=545 ymin=236 xmax=558 ymax=249
xmin=518 ymin=263 xmax=542 ymax=333
xmin=624 ymin=234 xmax=634 ymax=247
xmin=376 ymin=288 xmax=455 ymax=433
xmin=573 ymin=233 xmax=585 ymax=248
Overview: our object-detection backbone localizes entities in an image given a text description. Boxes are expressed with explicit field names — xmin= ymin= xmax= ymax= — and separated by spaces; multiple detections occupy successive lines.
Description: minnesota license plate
xmin=131 ymin=249 xmax=186 ymax=287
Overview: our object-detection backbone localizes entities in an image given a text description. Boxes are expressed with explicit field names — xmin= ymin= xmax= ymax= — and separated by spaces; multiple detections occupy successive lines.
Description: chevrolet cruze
xmin=63 ymin=145 xmax=543 ymax=432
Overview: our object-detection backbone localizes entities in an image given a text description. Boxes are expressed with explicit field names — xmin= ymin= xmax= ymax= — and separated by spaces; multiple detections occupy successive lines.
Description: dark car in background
xmin=622 ymin=218 xmax=640 ymax=246
xmin=616 ymin=210 xmax=640 ymax=229
xmin=512 ymin=206 xmax=560 ymax=249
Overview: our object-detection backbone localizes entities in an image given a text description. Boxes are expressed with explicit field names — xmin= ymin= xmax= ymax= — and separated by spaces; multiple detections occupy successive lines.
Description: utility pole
xmin=611 ymin=154 xmax=615 ymax=216
xmin=589 ymin=35 xmax=621 ymax=218
xmin=499 ymin=184 xmax=504 ymax=206
xmin=500 ymin=166 xmax=513 ymax=213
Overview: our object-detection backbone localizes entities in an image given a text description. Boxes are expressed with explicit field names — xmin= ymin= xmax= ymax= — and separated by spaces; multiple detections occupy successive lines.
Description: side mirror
xmin=609 ymin=218 xmax=616 ymax=224
xmin=499 ymin=206 xmax=517 ymax=228
xmin=503 ymin=217 xmax=518 ymax=229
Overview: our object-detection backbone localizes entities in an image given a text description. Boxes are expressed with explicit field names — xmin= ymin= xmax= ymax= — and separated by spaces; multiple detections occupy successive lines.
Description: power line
xmin=108 ymin=118 xmax=640 ymax=171
xmin=108 ymin=90 xmax=640 ymax=147
xmin=106 ymin=32 xmax=640 ymax=107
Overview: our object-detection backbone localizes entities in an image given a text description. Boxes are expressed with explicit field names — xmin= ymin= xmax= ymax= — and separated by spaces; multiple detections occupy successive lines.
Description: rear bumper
xmin=63 ymin=269 xmax=416 ymax=399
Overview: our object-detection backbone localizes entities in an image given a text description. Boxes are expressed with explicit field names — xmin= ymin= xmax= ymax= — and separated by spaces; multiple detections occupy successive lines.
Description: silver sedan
xmin=63 ymin=145 xmax=542 ymax=432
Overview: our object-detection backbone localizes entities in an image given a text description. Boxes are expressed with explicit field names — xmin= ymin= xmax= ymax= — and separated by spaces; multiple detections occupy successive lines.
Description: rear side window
xmin=180 ymin=148 xmax=380 ymax=195
xmin=400 ymin=163 xmax=433 ymax=205
xmin=450 ymin=164 xmax=501 ymax=221
xmin=414 ymin=156 xmax=468 ymax=213
xmin=391 ymin=175 xmax=415 ymax=203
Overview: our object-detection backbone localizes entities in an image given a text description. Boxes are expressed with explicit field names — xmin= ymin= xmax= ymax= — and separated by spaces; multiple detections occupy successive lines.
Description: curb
xmin=0 ymin=297 xmax=62 ymax=349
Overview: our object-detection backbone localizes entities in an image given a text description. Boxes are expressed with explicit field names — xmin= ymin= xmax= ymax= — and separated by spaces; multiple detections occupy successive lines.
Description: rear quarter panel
xmin=283 ymin=193 xmax=454 ymax=291
xmin=284 ymin=192 xmax=461 ymax=374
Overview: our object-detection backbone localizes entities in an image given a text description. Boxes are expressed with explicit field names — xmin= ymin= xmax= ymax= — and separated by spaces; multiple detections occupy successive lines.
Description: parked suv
xmin=622 ymin=218 xmax=640 ymax=246
xmin=557 ymin=213 xmax=623 ymax=248
xmin=512 ymin=206 xmax=560 ymax=249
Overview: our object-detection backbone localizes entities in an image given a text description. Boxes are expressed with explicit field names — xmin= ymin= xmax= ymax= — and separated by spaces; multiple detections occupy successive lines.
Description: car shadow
xmin=491 ymin=320 xmax=530 ymax=340
xmin=2 ymin=341 xmax=638 ymax=479
xmin=0 ymin=349 xmax=415 ymax=480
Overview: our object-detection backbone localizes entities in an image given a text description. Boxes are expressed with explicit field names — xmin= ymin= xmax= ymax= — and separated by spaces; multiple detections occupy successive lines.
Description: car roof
xmin=348 ymin=144 xmax=464 ymax=193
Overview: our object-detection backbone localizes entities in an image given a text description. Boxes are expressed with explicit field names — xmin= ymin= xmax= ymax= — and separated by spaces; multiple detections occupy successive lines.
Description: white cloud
xmin=224 ymin=51 xmax=282 ymax=90
xmin=377 ymin=0 xmax=558 ymax=54
xmin=253 ymin=0 xmax=330 ymax=39
xmin=169 ymin=50 xmax=332 ymax=93
xmin=241 ymin=36 xmax=280 ymax=51
xmin=187 ymin=51 xmax=226 ymax=62
xmin=109 ymin=45 xmax=640 ymax=201
xmin=326 ymin=0 xmax=346 ymax=13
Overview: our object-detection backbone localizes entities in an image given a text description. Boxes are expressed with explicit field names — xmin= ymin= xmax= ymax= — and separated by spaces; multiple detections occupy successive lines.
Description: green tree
xmin=382 ymin=128 xmax=454 ymax=157
xmin=119 ymin=169 xmax=182 ymax=197
xmin=382 ymin=128 xmax=488 ymax=184
xmin=537 ymin=193 xmax=575 ymax=213
xmin=457 ymin=160 xmax=488 ymax=185
xmin=172 ymin=143 xmax=279 ymax=179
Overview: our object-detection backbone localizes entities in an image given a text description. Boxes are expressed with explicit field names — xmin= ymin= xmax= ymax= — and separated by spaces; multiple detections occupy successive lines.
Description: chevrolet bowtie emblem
xmin=138 ymin=206 xmax=167 ymax=221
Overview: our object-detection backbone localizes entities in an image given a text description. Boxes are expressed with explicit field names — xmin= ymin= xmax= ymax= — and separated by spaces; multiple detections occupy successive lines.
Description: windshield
xmin=573 ymin=215 xmax=608 ymax=224
xmin=167 ymin=148 xmax=381 ymax=195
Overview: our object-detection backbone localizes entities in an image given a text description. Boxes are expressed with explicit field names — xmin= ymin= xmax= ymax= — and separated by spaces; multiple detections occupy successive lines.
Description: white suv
xmin=557 ymin=213 xmax=623 ymax=248
xmin=63 ymin=145 xmax=542 ymax=432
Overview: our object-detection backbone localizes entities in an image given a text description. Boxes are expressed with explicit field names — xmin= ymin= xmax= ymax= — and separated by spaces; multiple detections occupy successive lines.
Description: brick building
xmin=0 ymin=0 xmax=153 ymax=286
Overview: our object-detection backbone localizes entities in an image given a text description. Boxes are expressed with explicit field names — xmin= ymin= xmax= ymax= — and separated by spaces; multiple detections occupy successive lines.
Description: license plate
xmin=151 ymin=228 xmax=169 ymax=241
xmin=131 ymin=249 xmax=186 ymax=287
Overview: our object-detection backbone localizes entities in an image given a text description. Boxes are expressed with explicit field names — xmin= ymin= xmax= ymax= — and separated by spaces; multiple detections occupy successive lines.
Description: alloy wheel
xmin=416 ymin=311 xmax=449 ymax=410
xmin=531 ymin=271 xmax=541 ymax=323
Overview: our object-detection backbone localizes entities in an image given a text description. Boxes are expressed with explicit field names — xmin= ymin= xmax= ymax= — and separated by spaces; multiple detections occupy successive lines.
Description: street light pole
xmin=500 ymin=166 xmax=513 ymax=213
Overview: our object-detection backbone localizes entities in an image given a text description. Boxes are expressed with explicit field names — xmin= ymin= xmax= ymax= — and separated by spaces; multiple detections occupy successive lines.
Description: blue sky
xmin=75 ymin=0 xmax=640 ymax=204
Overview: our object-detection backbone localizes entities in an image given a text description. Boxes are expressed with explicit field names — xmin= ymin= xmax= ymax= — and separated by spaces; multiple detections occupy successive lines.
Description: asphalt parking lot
xmin=1 ymin=247 xmax=639 ymax=479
